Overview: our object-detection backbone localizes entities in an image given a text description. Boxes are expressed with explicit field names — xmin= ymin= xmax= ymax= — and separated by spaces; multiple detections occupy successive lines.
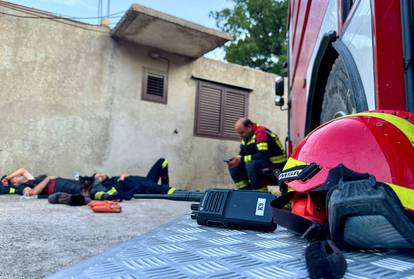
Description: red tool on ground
xmin=88 ymin=200 xmax=122 ymax=213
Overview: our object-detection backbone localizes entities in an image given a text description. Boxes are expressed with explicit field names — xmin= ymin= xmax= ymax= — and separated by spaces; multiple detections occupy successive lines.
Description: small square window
xmin=142 ymin=68 xmax=168 ymax=104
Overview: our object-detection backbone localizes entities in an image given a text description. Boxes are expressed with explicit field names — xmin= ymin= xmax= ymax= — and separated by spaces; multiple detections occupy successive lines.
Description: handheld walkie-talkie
xmin=134 ymin=188 xmax=276 ymax=231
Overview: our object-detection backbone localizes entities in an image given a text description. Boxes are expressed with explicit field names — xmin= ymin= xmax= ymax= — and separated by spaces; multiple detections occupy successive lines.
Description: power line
xmin=0 ymin=2 xmax=124 ymax=20
xmin=0 ymin=5 xmax=119 ymax=33
xmin=0 ymin=1 xmax=125 ymax=33
xmin=0 ymin=10 xmax=122 ymax=20
xmin=0 ymin=10 xmax=111 ymax=33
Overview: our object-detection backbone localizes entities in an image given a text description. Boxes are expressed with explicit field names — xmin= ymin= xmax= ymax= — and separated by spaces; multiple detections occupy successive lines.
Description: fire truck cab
xmin=276 ymin=0 xmax=414 ymax=150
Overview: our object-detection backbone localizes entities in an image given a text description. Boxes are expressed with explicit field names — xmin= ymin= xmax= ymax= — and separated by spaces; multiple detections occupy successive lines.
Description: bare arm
xmin=23 ymin=176 xmax=55 ymax=196
xmin=6 ymin=168 xmax=25 ymax=179
xmin=21 ymin=168 xmax=35 ymax=180
xmin=7 ymin=168 xmax=34 ymax=180
xmin=119 ymin=173 xmax=130 ymax=181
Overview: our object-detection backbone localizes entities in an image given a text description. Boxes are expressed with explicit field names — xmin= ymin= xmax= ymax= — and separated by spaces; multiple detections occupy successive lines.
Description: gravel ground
xmin=0 ymin=195 xmax=191 ymax=279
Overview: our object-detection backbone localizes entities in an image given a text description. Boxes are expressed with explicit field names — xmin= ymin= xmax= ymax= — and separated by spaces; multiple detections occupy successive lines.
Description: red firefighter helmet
xmin=282 ymin=111 xmax=414 ymax=222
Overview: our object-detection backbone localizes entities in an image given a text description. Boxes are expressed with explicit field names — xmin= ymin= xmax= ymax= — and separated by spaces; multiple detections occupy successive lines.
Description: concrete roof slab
xmin=111 ymin=4 xmax=232 ymax=58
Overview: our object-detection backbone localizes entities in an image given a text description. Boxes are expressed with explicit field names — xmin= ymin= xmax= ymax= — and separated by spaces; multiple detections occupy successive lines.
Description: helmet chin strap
xmin=277 ymin=162 xmax=320 ymax=184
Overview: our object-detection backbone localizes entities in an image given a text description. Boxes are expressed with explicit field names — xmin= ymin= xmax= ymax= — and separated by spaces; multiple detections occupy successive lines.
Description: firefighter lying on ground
xmin=90 ymin=158 xmax=176 ymax=201
xmin=227 ymin=118 xmax=287 ymax=190
xmin=1 ymin=167 xmax=91 ymax=205
xmin=0 ymin=158 xmax=176 ymax=203
xmin=1 ymin=168 xmax=34 ymax=192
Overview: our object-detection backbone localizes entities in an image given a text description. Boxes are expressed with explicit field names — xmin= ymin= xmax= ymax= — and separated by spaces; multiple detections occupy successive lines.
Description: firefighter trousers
xmin=229 ymin=159 xmax=269 ymax=190
xmin=146 ymin=158 xmax=169 ymax=186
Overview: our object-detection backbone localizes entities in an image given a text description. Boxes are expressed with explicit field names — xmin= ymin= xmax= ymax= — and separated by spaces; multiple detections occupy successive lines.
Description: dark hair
xmin=1 ymin=175 xmax=7 ymax=181
xmin=242 ymin=118 xmax=253 ymax=127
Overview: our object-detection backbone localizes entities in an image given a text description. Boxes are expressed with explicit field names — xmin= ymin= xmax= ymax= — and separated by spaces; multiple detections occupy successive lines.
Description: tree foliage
xmin=211 ymin=0 xmax=288 ymax=74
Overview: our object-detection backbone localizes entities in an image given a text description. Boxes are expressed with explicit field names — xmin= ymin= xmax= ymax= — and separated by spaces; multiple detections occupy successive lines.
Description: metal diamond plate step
xmin=48 ymin=215 xmax=414 ymax=279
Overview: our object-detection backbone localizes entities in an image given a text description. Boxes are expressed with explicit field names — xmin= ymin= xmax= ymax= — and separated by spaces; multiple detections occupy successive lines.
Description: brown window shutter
xmin=196 ymin=83 xmax=223 ymax=136
xmin=222 ymin=90 xmax=249 ymax=138
xmin=195 ymin=81 xmax=249 ymax=140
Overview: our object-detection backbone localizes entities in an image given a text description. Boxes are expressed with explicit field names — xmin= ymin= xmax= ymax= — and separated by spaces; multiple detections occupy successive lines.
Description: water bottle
xmin=74 ymin=171 xmax=80 ymax=181
xmin=20 ymin=190 xmax=37 ymax=200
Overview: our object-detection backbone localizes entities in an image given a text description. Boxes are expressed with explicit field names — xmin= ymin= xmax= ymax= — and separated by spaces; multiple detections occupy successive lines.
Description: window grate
xmin=147 ymin=75 xmax=165 ymax=97
xmin=142 ymin=69 xmax=168 ymax=104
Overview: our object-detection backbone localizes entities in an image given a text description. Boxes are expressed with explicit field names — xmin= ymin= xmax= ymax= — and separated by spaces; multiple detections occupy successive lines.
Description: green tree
xmin=211 ymin=0 xmax=288 ymax=74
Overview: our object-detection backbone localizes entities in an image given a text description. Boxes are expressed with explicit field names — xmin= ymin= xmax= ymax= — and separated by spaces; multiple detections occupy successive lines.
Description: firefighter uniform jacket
xmin=239 ymin=123 xmax=287 ymax=166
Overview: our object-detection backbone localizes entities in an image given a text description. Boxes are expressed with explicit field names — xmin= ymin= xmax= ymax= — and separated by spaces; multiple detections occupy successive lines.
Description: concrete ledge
xmin=112 ymin=4 xmax=232 ymax=58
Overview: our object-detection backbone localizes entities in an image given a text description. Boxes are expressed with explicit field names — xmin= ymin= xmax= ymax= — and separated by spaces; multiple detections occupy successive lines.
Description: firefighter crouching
xmin=227 ymin=118 xmax=287 ymax=190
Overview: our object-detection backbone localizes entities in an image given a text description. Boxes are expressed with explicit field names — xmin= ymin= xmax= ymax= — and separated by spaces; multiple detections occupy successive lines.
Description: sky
xmin=4 ymin=0 xmax=233 ymax=59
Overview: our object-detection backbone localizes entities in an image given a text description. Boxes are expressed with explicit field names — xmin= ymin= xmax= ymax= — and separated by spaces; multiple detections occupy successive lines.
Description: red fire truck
xmin=275 ymin=0 xmax=414 ymax=152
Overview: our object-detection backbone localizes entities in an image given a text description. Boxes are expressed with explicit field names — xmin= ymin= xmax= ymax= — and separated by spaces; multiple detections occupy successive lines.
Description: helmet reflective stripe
xmin=353 ymin=112 xmax=414 ymax=145
xmin=282 ymin=157 xmax=308 ymax=171
xmin=385 ymin=183 xmax=414 ymax=211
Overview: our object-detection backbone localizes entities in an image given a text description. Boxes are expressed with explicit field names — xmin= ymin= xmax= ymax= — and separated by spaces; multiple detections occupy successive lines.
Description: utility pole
xmin=97 ymin=0 xmax=102 ymax=24
xmin=107 ymin=0 xmax=111 ymax=18
xmin=98 ymin=0 xmax=111 ymax=27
